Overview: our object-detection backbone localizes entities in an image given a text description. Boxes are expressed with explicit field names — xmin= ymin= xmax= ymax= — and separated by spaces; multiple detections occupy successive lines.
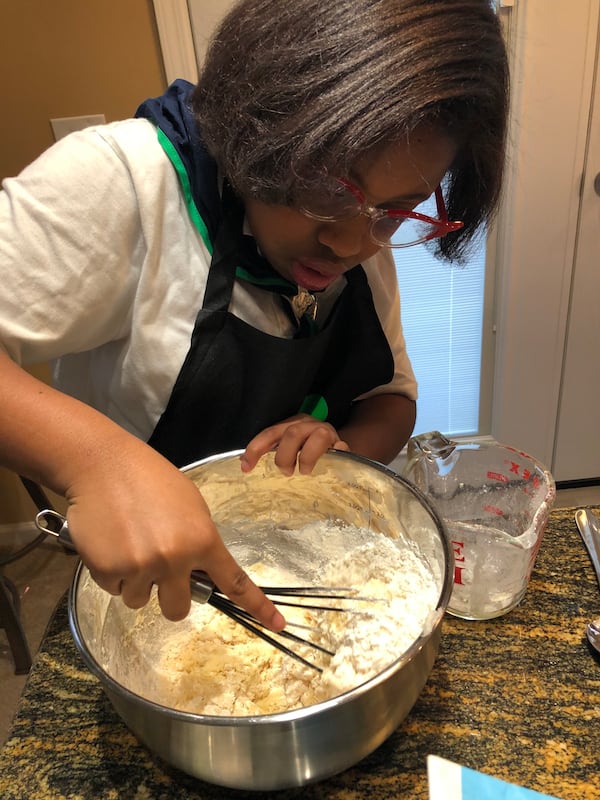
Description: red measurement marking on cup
xmin=504 ymin=444 xmax=536 ymax=460
xmin=483 ymin=504 xmax=504 ymax=516
xmin=451 ymin=540 xmax=466 ymax=585
xmin=487 ymin=471 xmax=508 ymax=482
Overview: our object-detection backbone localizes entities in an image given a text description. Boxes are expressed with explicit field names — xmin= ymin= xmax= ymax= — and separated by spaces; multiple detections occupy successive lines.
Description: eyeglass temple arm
xmin=434 ymin=186 xmax=464 ymax=233
xmin=434 ymin=186 xmax=448 ymax=221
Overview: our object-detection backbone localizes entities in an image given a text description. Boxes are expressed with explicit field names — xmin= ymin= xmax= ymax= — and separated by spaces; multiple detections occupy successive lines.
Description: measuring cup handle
xmin=575 ymin=509 xmax=600 ymax=590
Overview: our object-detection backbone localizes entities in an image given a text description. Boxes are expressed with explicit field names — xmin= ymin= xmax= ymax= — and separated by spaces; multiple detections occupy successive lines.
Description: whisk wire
xmin=216 ymin=598 xmax=335 ymax=657
xmin=208 ymin=593 xmax=328 ymax=672
xmin=189 ymin=571 xmax=381 ymax=671
xmin=257 ymin=586 xmax=354 ymax=597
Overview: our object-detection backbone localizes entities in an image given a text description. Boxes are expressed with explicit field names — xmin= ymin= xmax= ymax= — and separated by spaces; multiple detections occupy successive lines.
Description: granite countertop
xmin=1 ymin=507 xmax=599 ymax=800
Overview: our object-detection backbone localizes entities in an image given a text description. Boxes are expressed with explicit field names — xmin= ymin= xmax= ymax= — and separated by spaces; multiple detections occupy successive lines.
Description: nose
xmin=316 ymin=216 xmax=373 ymax=259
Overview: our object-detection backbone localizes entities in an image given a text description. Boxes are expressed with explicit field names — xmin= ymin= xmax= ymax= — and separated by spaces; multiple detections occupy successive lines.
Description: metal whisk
xmin=35 ymin=509 xmax=374 ymax=672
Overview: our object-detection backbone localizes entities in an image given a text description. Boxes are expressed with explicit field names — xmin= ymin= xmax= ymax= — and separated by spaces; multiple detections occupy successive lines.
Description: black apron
xmin=148 ymin=190 xmax=394 ymax=467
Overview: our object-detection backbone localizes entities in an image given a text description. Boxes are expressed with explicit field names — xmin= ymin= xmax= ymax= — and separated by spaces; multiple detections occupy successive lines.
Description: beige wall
xmin=0 ymin=0 xmax=166 ymax=180
xmin=0 ymin=0 xmax=167 ymax=522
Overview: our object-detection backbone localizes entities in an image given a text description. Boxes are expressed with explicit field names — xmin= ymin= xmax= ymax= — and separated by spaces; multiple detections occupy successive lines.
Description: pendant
xmin=290 ymin=289 xmax=318 ymax=322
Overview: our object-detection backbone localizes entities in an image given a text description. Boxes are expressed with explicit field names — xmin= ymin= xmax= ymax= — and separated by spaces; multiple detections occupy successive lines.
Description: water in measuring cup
xmin=446 ymin=520 xmax=538 ymax=620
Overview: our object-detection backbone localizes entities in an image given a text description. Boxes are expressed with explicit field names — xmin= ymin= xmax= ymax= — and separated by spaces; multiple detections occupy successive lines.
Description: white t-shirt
xmin=0 ymin=118 xmax=417 ymax=442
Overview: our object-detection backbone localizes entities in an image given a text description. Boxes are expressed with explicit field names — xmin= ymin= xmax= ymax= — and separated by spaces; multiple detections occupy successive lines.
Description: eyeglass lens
xmin=299 ymin=177 xmax=359 ymax=218
xmin=298 ymin=176 xmax=441 ymax=247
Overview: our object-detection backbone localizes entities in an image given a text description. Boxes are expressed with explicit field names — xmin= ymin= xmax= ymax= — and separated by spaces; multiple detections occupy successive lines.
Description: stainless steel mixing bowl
xmin=68 ymin=450 xmax=453 ymax=790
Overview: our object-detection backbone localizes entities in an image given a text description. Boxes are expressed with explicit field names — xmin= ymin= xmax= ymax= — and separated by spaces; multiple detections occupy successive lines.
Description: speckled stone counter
xmin=1 ymin=507 xmax=599 ymax=800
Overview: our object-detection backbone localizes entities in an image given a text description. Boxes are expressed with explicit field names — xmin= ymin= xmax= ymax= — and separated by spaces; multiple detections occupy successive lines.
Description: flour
xmin=317 ymin=534 xmax=437 ymax=694
xmin=115 ymin=523 xmax=438 ymax=716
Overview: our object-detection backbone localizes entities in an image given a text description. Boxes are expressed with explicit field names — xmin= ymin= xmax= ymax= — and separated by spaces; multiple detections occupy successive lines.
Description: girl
xmin=0 ymin=0 xmax=508 ymax=627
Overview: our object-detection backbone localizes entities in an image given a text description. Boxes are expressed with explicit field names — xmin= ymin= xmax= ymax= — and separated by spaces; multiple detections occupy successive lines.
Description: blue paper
xmin=461 ymin=764 xmax=561 ymax=799
xmin=427 ymin=755 xmax=562 ymax=800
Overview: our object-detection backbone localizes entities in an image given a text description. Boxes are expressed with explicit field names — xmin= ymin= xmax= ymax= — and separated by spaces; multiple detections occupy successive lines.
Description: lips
xmin=290 ymin=258 xmax=344 ymax=291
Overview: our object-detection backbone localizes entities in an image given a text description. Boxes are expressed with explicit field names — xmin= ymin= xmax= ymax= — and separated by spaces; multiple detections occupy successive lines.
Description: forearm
xmin=0 ymin=349 xmax=148 ymax=495
xmin=338 ymin=393 xmax=416 ymax=465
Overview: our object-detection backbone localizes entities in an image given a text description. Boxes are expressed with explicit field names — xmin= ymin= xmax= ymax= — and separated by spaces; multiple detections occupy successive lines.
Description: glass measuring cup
xmin=403 ymin=432 xmax=556 ymax=620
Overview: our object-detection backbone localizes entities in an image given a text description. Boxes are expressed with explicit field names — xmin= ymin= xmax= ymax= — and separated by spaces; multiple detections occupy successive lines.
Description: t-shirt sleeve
xmin=0 ymin=126 xmax=142 ymax=366
xmin=360 ymin=249 xmax=418 ymax=401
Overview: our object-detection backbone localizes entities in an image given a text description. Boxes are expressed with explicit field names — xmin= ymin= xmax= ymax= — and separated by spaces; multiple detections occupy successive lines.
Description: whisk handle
xmin=35 ymin=510 xmax=76 ymax=550
xmin=189 ymin=570 xmax=215 ymax=603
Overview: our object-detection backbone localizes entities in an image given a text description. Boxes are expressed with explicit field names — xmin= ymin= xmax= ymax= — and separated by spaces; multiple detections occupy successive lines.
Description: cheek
xmin=254 ymin=211 xmax=318 ymax=254
xmin=358 ymin=241 xmax=382 ymax=261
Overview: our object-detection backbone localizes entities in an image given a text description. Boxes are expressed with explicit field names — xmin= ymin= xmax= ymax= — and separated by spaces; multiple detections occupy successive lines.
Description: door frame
xmin=152 ymin=0 xmax=198 ymax=84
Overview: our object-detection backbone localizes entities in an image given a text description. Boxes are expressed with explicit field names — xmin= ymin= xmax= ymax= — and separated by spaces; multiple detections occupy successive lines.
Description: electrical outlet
xmin=50 ymin=114 xmax=106 ymax=141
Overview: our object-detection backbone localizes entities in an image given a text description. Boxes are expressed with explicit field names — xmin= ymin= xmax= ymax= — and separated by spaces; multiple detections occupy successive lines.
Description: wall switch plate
xmin=50 ymin=114 xmax=106 ymax=141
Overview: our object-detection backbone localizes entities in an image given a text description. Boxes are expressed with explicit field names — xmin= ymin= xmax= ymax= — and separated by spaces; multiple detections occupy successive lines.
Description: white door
xmin=491 ymin=0 xmax=600 ymax=478
xmin=552 ymin=48 xmax=600 ymax=483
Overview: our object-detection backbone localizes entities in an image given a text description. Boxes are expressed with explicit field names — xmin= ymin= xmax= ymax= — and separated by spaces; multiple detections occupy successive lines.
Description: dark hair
xmin=192 ymin=0 xmax=509 ymax=261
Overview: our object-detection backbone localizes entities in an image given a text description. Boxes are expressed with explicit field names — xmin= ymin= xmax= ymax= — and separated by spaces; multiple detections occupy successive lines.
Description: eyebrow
xmin=347 ymin=170 xmax=432 ymax=208
xmin=382 ymin=190 xmax=431 ymax=207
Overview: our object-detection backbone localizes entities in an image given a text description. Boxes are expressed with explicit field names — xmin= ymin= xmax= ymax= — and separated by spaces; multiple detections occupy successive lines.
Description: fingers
xmin=294 ymin=438 xmax=349 ymax=475
xmin=88 ymin=560 xmax=184 ymax=618
xmin=242 ymin=416 xmax=348 ymax=476
xmin=89 ymin=540 xmax=285 ymax=628
xmin=241 ymin=413 xmax=314 ymax=472
xmin=90 ymin=550 xmax=284 ymax=629
xmin=121 ymin=576 xmax=156 ymax=612
xmin=240 ymin=424 xmax=288 ymax=472
xmin=276 ymin=424 xmax=335 ymax=475
xmin=79 ymin=513 xmax=285 ymax=629
xmin=156 ymin=574 xmax=193 ymax=621
xmin=89 ymin=570 xmax=124 ymax=598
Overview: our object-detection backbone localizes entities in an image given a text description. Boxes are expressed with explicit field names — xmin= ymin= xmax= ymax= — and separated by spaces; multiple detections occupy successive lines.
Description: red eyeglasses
xmin=298 ymin=176 xmax=464 ymax=248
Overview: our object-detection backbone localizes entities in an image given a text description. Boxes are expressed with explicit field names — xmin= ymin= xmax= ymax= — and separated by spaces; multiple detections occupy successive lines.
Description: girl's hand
xmin=241 ymin=414 xmax=349 ymax=476
xmin=64 ymin=439 xmax=285 ymax=630
xmin=0 ymin=353 xmax=284 ymax=630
